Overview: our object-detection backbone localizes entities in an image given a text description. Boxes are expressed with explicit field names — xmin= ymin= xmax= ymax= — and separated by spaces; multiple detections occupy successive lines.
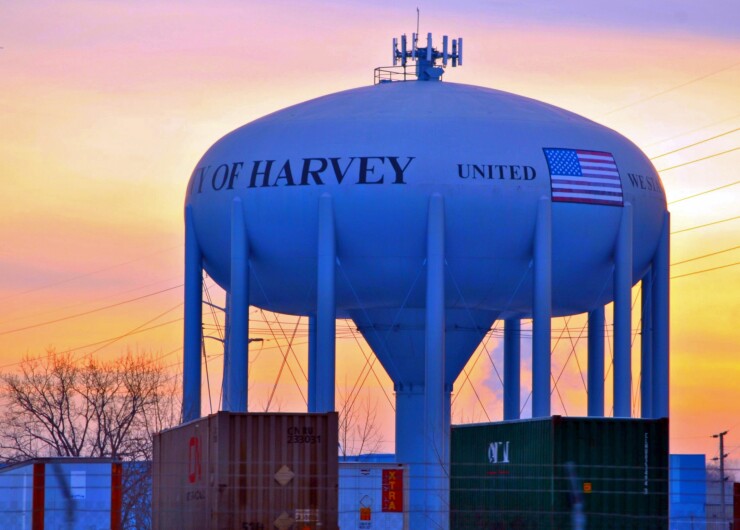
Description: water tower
xmin=181 ymin=32 xmax=669 ymax=529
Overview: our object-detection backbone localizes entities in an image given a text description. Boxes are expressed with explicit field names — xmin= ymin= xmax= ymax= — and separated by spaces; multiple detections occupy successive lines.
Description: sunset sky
xmin=1 ymin=1 xmax=738 ymax=462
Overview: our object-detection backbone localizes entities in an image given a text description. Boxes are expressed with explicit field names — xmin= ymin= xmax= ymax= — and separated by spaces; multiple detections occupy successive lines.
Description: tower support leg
xmin=532 ymin=197 xmax=552 ymax=418
xmin=316 ymin=194 xmax=336 ymax=413
xmin=652 ymin=212 xmax=670 ymax=418
xmin=613 ymin=203 xmax=633 ymax=417
xmin=228 ymin=197 xmax=249 ymax=412
xmin=641 ymin=268 xmax=653 ymax=418
xmin=504 ymin=319 xmax=521 ymax=420
xmin=587 ymin=306 xmax=605 ymax=417
xmin=221 ymin=294 xmax=232 ymax=410
xmin=307 ymin=314 xmax=318 ymax=412
xmin=183 ymin=205 xmax=203 ymax=423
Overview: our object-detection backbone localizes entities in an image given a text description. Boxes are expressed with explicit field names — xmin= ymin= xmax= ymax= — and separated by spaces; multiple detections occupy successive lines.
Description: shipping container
xmin=0 ymin=457 xmax=122 ymax=530
xmin=152 ymin=411 xmax=338 ymax=530
xmin=338 ymin=461 xmax=408 ymax=530
xmin=450 ymin=416 xmax=669 ymax=530
xmin=669 ymin=454 xmax=706 ymax=530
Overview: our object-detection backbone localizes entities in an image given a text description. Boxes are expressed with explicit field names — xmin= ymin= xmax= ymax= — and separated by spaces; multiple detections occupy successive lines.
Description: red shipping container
xmin=153 ymin=411 xmax=339 ymax=530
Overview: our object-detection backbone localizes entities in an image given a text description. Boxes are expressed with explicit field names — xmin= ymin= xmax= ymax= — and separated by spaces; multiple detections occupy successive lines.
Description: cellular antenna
xmin=416 ymin=7 xmax=420 ymax=40
xmin=379 ymin=27 xmax=464 ymax=83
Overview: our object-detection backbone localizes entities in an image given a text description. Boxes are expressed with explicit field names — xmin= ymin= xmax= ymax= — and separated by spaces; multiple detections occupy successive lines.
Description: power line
xmin=602 ymin=61 xmax=739 ymax=116
xmin=0 ymin=318 xmax=183 ymax=371
xmin=669 ymin=181 xmax=739 ymax=204
xmin=451 ymin=321 xmax=503 ymax=408
xmin=0 ymin=284 xmax=183 ymax=337
xmin=77 ymin=302 xmax=184 ymax=360
xmin=643 ymin=114 xmax=740 ymax=149
xmin=671 ymin=261 xmax=740 ymax=279
xmin=672 ymin=246 xmax=740 ymax=266
xmin=64 ymin=317 xmax=181 ymax=358
xmin=650 ymin=128 xmax=739 ymax=160
xmin=0 ymin=276 xmax=183 ymax=328
xmin=671 ymin=216 xmax=739 ymax=235
xmin=0 ymin=244 xmax=183 ymax=303
xmin=657 ymin=147 xmax=739 ymax=172
xmin=340 ymin=320 xmax=396 ymax=413
xmin=263 ymin=312 xmax=307 ymax=410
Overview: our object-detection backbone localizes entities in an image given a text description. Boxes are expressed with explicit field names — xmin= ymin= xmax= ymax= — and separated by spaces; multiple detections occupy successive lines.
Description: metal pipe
xmin=203 ymin=300 xmax=225 ymax=312
xmin=503 ymin=318 xmax=521 ymax=420
xmin=316 ymin=194 xmax=336 ymax=413
xmin=652 ymin=212 xmax=670 ymax=418
xmin=228 ymin=197 xmax=249 ymax=412
xmin=613 ymin=202 xmax=633 ymax=417
xmin=183 ymin=204 xmax=203 ymax=423
xmin=532 ymin=197 xmax=552 ymax=418
xmin=424 ymin=193 xmax=447 ymax=529
xmin=641 ymin=267 xmax=653 ymax=418
xmin=587 ymin=306 xmax=605 ymax=417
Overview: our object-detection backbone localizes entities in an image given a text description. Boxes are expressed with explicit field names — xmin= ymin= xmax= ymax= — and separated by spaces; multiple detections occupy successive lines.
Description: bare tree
xmin=120 ymin=460 xmax=154 ymax=530
xmin=84 ymin=352 xmax=180 ymax=461
xmin=0 ymin=349 xmax=179 ymax=461
xmin=0 ymin=348 xmax=180 ymax=529
xmin=337 ymin=388 xmax=385 ymax=457
xmin=1 ymin=351 xmax=93 ymax=459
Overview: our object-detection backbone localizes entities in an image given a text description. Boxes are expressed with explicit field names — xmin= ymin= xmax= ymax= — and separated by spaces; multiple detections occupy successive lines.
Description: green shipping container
xmin=450 ymin=416 xmax=669 ymax=530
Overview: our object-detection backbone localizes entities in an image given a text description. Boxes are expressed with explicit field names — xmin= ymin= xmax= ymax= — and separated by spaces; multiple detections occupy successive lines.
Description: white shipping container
xmin=339 ymin=462 xmax=408 ymax=530
xmin=0 ymin=458 xmax=121 ymax=530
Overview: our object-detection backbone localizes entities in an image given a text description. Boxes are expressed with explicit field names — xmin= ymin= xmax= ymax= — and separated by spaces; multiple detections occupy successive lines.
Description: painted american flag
xmin=543 ymin=148 xmax=624 ymax=206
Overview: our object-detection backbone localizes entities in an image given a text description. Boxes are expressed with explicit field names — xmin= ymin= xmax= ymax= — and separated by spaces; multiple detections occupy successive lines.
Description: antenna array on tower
xmin=392 ymin=32 xmax=463 ymax=70
xmin=379 ymin=31 xmax=463 ymax=83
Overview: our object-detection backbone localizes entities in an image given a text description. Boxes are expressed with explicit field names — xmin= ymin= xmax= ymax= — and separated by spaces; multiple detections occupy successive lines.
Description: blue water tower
xmin=180 ymin=31 xmax=670 ymax=528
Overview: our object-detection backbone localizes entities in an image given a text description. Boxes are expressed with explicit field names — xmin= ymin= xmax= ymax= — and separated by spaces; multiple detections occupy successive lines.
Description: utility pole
xmin=712 ymin=430 xmax=728 ymax=527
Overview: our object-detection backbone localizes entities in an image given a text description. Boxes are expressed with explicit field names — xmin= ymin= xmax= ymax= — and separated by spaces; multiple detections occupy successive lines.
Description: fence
xmin=0 ymin=459 xmax=735 ymax=529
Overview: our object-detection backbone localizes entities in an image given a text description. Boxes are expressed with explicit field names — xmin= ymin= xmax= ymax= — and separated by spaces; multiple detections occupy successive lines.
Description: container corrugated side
xmin=552 ymin=417 xmax=669 ymax=530
xmin=450 ymin=417 xmax=669 ymax=530
xmin=0 ymin=465 xmax=33 ymax=528
xmin=153 ymin=411 xmax=338 ymax=530
xmin=153 ymin=415 xmax=214 ymax=529
xmin=214 ymin=412 xmax=339 ymax=529
xmin=451 ymin=418 xmax=554 ymax=529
